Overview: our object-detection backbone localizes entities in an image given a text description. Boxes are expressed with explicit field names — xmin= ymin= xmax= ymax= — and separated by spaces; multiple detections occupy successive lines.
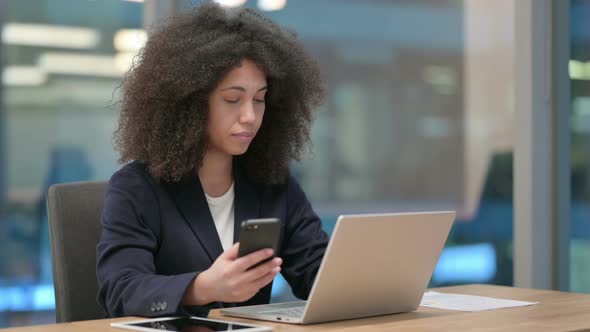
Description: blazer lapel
xmin=169 ymin=173 xmax=224 ymax=262
xmin=233 ymin=169 xmax=261 ymax=243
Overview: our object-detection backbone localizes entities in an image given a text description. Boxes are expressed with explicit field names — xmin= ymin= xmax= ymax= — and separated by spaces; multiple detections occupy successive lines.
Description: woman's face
xmin=207 ymin=59 xmax=267 ymax=157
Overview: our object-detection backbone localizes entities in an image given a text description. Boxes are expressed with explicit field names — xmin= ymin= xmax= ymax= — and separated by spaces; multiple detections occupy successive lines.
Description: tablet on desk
xmin=111 ymin=316 xmax=272 ymax=332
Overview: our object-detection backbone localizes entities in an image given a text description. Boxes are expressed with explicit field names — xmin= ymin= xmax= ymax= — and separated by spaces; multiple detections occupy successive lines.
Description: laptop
xmin=221 ymin=211 xmax=455 ymax=324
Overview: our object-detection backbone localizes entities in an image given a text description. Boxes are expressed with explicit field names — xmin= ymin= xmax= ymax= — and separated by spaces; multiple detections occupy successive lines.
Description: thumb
xmin=221 ymin=242 xmax=240 ymax=260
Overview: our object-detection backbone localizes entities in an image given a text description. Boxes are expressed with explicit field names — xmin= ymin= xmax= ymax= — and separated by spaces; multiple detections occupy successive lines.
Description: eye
xmin=254 ymin=99 xmax=265 ymax=104
xmin=224 ymin=99 xmax=240 ymax=104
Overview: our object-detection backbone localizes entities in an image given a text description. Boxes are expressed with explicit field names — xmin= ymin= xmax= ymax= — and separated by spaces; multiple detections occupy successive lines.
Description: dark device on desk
xmin=238 ymin=218 xmax=280 ymax=265
xmin=111 ymin=316 xmax=271 ymax=332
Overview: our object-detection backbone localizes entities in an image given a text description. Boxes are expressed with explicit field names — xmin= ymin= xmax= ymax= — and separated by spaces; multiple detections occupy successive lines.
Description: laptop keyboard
xmin=260 ymin=305 xmax=305 ymax=318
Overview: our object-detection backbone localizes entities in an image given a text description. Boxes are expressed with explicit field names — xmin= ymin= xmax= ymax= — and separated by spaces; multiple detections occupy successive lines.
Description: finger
xmin=233 ymin=248 xmax=274 ymax=272
xmin=221 ymin=243 xmax=240 ymax=260
xmin=238 ymin=257 xmax=282 ymax=284
xmin=239 ymin=267 xmax=280 ymax=299
xmin=252 ymin=266 xmax=281 ymax=290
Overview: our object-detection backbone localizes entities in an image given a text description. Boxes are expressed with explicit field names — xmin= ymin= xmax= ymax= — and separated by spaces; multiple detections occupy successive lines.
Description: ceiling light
xmin=258 ymin=0 xmax=287 ymax=11
xmin=2 ymin=23 xmax=99 ymax=49
xmin=2 ymin=66 xmax=47 ymax=86
xmin=114 ymin=29 xmax=147 ymax=52
xmin=38 ymin=52 xmax=124 ymax=77
xmin=569 ymin=60 xmax=590 ymax=81
xmin=214 ymin=0 xmax=247 ymax=8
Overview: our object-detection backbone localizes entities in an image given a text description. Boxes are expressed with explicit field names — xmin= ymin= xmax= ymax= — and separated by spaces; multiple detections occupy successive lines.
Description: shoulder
xmin=109 ymin=161 xmax=157 ymax=188
xmin=106 ymin=161 xmax=164 ymax=207
xmin=103 ymin=161 xmax=163 ymax=229
xmin=255 ymin=173 xmax=310 ymax=212
xmin=286 ymin=174 xmax=304 ymax=194
xmin=102 ymin=162 xmax=163 ymax=244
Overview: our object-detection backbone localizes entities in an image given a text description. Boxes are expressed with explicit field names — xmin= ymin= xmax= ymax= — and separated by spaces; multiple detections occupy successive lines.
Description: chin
xmin=228 ymin=146 xmax=250 ymax=156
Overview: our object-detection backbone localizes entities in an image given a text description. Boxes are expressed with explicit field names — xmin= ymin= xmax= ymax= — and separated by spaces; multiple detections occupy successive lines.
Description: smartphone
xmin=237 ymin=218 xmax=280 ymax=264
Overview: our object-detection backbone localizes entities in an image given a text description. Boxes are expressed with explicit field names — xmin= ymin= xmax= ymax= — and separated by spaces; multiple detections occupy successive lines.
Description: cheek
xmin=210 ymin=119 xmax=232 ymax=142
xmin=208 ymin=104 xmax=233 ymax=132
xmin=256 ymin=108 xmax=266 ymax=127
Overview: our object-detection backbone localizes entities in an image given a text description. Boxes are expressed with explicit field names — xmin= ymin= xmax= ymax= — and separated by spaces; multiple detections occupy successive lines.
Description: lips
xmin=232 ymin=132 xmax=255 ymax=142
xmin=233 ymin=132 xmax=254 ymax=138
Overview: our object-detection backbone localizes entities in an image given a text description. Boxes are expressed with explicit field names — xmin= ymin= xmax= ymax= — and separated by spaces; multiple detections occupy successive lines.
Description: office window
xmin=570 ymin=0 xmax=590 ymax=293
xmin=0 ymin=0 xmax=519 ymax=327
xmin=0 ymin=0 xmax=143 ymax=327
xmin=192 ymin=0 xmax=515 ymax=302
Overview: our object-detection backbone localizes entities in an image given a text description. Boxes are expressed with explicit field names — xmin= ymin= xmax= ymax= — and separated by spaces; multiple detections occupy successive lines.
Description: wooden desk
xmin=4 ymin=285 xmax=590 ymax=331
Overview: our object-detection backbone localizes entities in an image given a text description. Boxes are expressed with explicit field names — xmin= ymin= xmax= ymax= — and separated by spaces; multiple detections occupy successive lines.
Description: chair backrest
xmin=47 ymin=181 xmax=108 ymax=322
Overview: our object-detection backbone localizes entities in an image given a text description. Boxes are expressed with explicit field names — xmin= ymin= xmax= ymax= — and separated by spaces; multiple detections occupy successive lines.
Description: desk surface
xmin=4 ymin=284 xmax=590 ymax=332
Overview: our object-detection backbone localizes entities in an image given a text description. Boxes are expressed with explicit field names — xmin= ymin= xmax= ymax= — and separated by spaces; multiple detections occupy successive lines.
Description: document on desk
xmin=420 ymin=291 xmax=538 ymax=311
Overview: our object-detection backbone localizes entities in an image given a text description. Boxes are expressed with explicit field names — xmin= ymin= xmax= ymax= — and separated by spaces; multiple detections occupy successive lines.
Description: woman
xmin=96 ymin=2 xmax=328 ymax=317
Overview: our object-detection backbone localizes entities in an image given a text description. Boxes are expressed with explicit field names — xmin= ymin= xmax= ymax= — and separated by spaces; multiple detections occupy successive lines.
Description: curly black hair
xmin=114 ymin=1 xmax=325 ymax=184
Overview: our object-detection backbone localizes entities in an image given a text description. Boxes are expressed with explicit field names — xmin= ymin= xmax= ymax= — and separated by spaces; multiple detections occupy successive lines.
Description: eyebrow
xmin=220 ymin=86 xmax=268 ymax=92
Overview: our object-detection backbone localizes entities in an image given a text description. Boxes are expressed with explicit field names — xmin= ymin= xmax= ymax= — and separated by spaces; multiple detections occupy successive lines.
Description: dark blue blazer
xmin=96 ymin=161 xmax=328 ymax=317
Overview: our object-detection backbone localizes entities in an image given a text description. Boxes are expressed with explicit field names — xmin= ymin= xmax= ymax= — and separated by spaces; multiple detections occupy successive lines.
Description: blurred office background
xmin=0 ymin=0 xmax=587 ymax=327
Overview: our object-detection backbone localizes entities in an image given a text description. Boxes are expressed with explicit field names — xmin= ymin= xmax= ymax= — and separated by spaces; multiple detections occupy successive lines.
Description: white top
xmin=205 ymin=183 xmax=235 ymax=252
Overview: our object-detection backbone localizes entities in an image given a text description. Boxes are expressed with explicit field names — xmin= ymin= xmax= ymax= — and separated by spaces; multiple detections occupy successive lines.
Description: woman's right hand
xmin=183 ymin=243 xmax=282 ymax=305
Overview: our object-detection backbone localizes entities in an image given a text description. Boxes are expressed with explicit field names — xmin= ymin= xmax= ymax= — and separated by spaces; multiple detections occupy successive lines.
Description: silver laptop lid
xmin=301 ymin=211 xmax=455 ymax=324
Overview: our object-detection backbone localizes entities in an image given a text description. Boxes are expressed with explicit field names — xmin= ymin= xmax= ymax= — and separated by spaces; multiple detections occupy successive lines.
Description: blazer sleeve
xmin=280 ymin=175 xmax=329 ymax=299
xmin=96 ymin=166 xmax=199 ymax=317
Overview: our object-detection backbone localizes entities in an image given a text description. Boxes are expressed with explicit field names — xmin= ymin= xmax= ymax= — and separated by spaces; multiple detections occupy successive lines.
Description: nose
xmin=239 ymin=101 xmax=256 ymax=124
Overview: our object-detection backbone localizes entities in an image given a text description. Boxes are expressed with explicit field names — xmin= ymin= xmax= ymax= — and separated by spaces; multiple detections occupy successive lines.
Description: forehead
xmin=218 ymin=59 xmax=267 ymax=87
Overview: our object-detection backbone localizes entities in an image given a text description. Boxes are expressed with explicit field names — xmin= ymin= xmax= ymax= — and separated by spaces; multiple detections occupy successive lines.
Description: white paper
xmin=420 ymin=291 xmax=538 ymax=311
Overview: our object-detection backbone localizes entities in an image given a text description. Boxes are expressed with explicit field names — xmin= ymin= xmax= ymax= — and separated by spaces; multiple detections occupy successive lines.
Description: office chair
xmin=38 ymin=146 xmax=93 ymax=284
xmin=47 ymin=181 xmax=107 ymax=322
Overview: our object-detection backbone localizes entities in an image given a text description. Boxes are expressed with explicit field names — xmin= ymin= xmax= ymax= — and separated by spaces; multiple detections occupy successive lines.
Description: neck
xmin=198 ymin=149 xmax=234 ymax=197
